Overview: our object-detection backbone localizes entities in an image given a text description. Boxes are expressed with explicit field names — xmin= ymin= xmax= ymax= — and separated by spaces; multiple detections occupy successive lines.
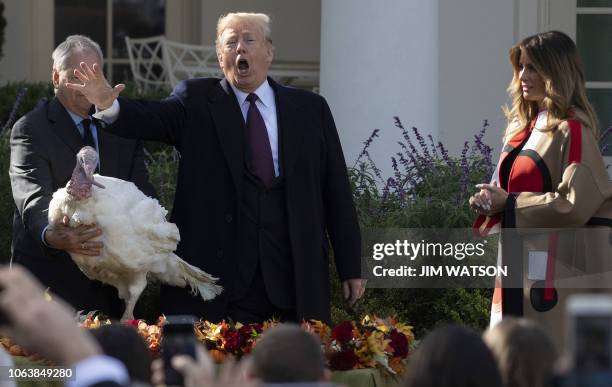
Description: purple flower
xmin=355 ymin=129 xmax=380 ymax=165
xmin=348 ymin=116 xmax=495 ymax=226
xmin=460 ymin=141 xmax=470 ymax=197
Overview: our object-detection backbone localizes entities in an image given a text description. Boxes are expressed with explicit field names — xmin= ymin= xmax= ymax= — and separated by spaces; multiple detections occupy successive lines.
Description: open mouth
xmin=237 ymin=58 xmax=250 ymax=75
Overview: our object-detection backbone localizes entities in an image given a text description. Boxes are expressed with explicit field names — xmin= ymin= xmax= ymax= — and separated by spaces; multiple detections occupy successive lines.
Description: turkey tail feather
xmin=173 ymin=257 xmax=222 ymax=300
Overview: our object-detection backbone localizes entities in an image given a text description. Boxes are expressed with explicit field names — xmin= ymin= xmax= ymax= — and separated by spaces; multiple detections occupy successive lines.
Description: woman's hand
xmin=469 ymin=189 xmax=491 ymax=214
xmin=473 ymin=181 xmax=509 ymax=215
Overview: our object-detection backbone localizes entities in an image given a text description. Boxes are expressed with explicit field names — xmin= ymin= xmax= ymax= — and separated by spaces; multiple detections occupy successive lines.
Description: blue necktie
xmin=81 ymin=118 xmax=96 ymax=150
xmin=81 ymin=118 xmax=99 ymax=173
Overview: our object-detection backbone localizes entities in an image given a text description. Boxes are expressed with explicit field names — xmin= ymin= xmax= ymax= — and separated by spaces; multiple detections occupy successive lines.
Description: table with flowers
xmin=3 ymin=315 xmax=414 ymax=387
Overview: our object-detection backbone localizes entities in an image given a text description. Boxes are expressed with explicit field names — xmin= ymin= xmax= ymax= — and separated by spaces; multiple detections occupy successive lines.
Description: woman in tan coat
xmin=470 ymin=31 xmax=612 ymax=345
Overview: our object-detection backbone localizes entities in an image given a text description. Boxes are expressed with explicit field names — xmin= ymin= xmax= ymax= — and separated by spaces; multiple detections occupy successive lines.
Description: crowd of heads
xmin=0 ymin=263 xmax=594 ymax=387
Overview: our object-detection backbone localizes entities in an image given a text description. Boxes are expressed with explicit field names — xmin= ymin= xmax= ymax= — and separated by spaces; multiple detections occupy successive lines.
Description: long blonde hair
xmin=504 ymin=31 xmax=599 ymax=140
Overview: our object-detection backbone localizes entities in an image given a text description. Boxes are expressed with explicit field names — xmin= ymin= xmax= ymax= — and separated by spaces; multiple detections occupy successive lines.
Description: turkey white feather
xmin=48 ymin=146 xmax=222 ymax=320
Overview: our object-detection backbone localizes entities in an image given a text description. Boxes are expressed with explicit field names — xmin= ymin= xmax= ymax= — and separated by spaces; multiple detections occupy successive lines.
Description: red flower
xmin=389 ymin=330 xmax=409 ymax=358
xmin=330 ymin=349 xmax=359 ymax=370
xmin=332 ymin=321 xmax=353 ymax=344
xmin=123 ymin=319 xmax=140 ymax=327
xmin=223 ymin=330 xmax=241 ymax=353
xmin=238 ymin=324 xmax=261 ymax=338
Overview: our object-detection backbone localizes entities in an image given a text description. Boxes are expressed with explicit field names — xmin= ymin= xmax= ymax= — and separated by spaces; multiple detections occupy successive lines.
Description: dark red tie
xmin=246 ymin=93 xmax=274 ymax=185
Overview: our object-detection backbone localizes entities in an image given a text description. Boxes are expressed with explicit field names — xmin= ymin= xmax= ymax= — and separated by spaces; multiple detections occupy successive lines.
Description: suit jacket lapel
xmin=47 ymin=97 xmax=84 ymax=154
xmin=209 ymin=79 xmax=245 ymax=193
xmin=269 ymin=78 xmax=304 ymax=179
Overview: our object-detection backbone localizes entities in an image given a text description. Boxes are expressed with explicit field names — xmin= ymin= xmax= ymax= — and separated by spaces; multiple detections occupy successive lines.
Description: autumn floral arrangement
xmin=78 ymin=312 xmax=165 ymax=357
xmin=3 ymin=313 xmax=414 ymax=375
xmin=195 ymin=315 xmax=415 ymax=375
xmin=318 ymin=315 xmax=414 ymax=374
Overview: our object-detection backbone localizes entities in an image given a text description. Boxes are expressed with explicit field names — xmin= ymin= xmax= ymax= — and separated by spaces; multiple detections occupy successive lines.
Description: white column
xmin=0 ymin=0 xmax=54 ymax=83
xmin=437 ymin=0 xmax=516 ymax=155
xmin=319 ymin=0 xmax=438 ymax=178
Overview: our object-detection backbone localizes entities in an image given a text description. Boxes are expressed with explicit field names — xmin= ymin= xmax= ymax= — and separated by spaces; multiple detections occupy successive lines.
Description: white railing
xmin=125 ymin=36 xmax=319 ymax=93
xmin=125 ymin=36 xmax=168 ymax=93
xmin=161 ymin=40 xmax=222 ymax=87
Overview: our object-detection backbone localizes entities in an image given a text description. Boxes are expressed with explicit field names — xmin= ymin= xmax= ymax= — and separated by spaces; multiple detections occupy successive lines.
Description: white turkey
xmin=48 ymin=146 xmax=222 ymax=320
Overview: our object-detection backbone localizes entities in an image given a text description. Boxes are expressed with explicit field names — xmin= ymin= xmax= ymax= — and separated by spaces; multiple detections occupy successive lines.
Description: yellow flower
xmin=302 ymin=320 xmax=330 ymax=337
xmin=395 ymin=323 xmax=415 ymax=343
xmin=366 ymin=331 xmax=389 ymax=357
xmin=355 ymin=343 xmax=376 ymax=368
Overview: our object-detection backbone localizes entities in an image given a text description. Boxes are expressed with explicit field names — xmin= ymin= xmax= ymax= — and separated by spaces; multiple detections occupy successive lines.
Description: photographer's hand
xmin=0 ymin=265 xmax=102 ymax=366
xmin=152 ymin=344 xmax=259 ymax=387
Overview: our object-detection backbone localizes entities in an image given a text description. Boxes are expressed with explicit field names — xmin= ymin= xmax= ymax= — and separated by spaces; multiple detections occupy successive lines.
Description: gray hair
xmin=52 ymin=35 xmax=104 ymax=71
xmin=216 ymin=12 xmax=272 ymax=50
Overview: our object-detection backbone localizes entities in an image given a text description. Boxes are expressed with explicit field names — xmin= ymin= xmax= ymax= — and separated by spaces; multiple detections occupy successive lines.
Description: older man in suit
xmin=70 ymin=13 xmax=365 ymax=323
xmin=10 ymin=35 xmax=155 ymax=317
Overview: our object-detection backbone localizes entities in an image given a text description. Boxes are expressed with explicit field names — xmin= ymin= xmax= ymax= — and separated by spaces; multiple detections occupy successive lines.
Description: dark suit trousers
xmin=227 ymin=262 xmax=296 ymax=324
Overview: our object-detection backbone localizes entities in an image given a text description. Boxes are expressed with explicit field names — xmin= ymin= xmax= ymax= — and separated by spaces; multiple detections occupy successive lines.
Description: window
xmin=576 ymin=0 xmax=612 ymax=155
xmin=55 ymin=0 xmax=165 ymax=83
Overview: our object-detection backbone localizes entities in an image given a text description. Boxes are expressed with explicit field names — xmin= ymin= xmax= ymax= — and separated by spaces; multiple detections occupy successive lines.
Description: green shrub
xmin=330 ymin=118 xmax=495 ymax=336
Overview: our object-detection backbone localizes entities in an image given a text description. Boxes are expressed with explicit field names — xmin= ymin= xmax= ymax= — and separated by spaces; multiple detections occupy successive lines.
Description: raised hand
xmin=66 ymin=62 xmax=125 ymax=110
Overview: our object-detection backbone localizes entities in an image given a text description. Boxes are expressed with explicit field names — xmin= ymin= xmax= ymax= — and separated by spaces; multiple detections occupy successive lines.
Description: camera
xmin=566 ymin=294 xmax=612 ymax=372
xmin=162 ymin=315 xmax=197 ymax=387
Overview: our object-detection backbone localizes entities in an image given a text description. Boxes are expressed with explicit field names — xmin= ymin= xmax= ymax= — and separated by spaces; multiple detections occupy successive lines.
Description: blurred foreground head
xmin=250 ymin=324 xmax=329 ymax=383
xmin=91 ymin=324 xmax=152 ymax=384
xmin=484 ymin=318 xmax=558 ymax=387
xmin=402 ymin=324 xmax=502 ymax=387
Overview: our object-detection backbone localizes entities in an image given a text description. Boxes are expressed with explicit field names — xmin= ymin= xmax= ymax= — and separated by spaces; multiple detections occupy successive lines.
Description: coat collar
xmin=208 ymin=79 xmax=247 ymax=193
xmin=46 ymin=97 xmax=118 ymax=175
xmin=268 ymin=77 xmax=304 ymax=179
xmin=47 ymin=97 xmax=84 ymax=155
